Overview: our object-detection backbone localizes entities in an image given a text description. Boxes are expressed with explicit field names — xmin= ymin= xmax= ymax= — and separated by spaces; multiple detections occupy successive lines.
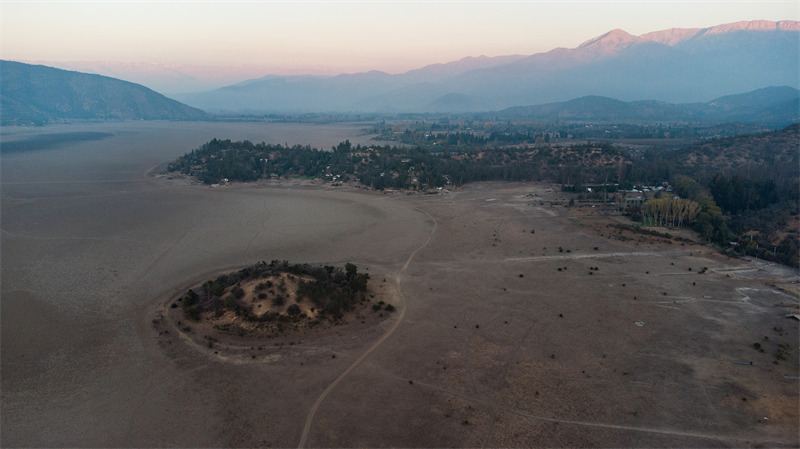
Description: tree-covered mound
xmin=174 ymin=260 xmax=375 ymax=338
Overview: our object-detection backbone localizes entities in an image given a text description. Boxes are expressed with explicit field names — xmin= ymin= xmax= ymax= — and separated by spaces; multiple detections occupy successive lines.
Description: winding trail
xmin=297 ymin=207 xmax=437 ymax=448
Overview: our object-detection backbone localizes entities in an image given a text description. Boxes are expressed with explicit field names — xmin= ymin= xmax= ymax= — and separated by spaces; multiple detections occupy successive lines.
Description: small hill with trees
xmin=170 ymin=260 xmax=388 ymax=340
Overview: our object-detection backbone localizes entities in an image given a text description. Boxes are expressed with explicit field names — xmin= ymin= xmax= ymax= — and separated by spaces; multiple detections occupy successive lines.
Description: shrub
xmin=232 ymin=286 xmax=245 ymax=299
xmin=224 ymin=295 xmax=236 ymax=309
xmin=210 ymin=283 xmax=225 ymax=297
xmin=182 ymin=289 xmax=199 ymax=307
xmin=185 ymin=306 xmax=200 ymax=320
xmin=287 ymin=304 xmax=301 ymax=317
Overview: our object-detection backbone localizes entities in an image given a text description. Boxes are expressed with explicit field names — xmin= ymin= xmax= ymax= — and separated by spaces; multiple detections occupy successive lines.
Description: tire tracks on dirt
xmin=504 ymin=250 xmax=660 ymax=263
xmin=297 ymin=207 xmax=437 ymax=448
xmin=400 ymin=376 xmax=774 ymax=446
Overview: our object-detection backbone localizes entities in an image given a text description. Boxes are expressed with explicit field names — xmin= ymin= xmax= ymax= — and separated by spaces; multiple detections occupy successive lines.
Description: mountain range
xmin=1 ymin=20 xmax=798 ymax=125
xmin=0 ymin=60 xmax=208 ymax=125
xmin=15 ymin=60 xmax=345 ymax=95
xmin=495 ymin=86 xmax=800 ymax=127
xmin=172 ymin=20 xmax=799 ymax=114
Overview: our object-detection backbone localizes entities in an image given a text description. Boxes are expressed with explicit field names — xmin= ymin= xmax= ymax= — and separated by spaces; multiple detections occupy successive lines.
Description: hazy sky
xmin=2 ymin=1 xmax=797 ymax=73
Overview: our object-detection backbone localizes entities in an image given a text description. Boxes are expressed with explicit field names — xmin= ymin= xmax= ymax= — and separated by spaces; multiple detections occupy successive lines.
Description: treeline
xmin=369 ymin=120 xmax=764 ymax=147
xmin=667 ymin=125 xmax=799 ymax=266
xmin=168 ymin=138 xmax=632 ymax=190
xmin=671 ymin=176 xmax=730 ymax=245
xmin=640 ymin=197 xmax=701 ymax=228
xmin=167 ymin=139 xmax=344 ymax=184
xmin=709 ymin=174 xmax=778 ymax=214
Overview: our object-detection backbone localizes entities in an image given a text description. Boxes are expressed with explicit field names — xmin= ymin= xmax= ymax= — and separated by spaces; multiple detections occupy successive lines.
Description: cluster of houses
xmin=569 ymin=182 xmax=680 ymax=211
xmin=618 ymin=183 xmax=680 ymax=207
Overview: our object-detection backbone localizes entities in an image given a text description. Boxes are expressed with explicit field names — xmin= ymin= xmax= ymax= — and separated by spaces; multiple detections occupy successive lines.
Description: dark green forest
xmin=167 ymin=138 xmax=629 ymax=189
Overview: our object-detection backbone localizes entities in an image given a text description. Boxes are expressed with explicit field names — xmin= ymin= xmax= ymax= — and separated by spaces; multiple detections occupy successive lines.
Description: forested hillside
xmin=664 ymin=124 xmax=799 ymax=266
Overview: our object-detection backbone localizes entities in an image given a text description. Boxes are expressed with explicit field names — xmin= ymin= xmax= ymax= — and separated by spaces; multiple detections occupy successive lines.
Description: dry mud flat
xmin=1 ymin=122 xmax=425 ymax=447
xmin=156 ymin=183 xmax=798 ymax=448
xmin=2 ymin=122 xmax=798 ymax=447
xmin=292 ymin=184 xmax=799 ymax=448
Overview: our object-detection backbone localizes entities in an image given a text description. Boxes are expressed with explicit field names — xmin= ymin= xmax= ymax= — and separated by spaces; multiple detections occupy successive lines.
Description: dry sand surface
xmin=2 ymin=122 xmax=798 ymax=447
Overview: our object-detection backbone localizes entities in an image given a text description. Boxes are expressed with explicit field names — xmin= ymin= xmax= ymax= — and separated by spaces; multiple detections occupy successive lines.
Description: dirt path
xmin=297 ymin=208 xmax=437 ymax=448
xmin=504 ymin=250 xmax=662 ymax=263
xmin=398 ymin=376 xmax=777 ymax=446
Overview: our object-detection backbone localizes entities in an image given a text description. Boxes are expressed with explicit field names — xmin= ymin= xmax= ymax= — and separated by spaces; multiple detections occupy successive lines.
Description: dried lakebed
xmin=2 ymin=122 xmax=798 ymax=447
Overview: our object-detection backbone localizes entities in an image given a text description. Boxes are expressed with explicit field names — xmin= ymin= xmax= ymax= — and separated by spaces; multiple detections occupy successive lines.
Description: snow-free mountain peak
xmin=639 ymin=20 xmax=799 ymax=46
xmin=705 ymin=19 xmax=800 ymax=34
xmin=578 ymin=28 xmax=638 ymax=50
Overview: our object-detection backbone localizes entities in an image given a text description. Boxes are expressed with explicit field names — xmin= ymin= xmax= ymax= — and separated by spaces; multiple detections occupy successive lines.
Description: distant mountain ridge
xmin=496 ymin=86 xmax=800 ymax=127
xmin=173 ymin=20 xmax=799 ymax=114
xmin=587 ymin=19 xmax=799 ymax=48
xmin=0 ymin=60 xmax=208 ymax=125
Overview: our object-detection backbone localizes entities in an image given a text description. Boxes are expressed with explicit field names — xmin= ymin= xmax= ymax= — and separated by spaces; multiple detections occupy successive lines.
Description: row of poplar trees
xmin=640 ymin=197 xmax=701 ymax=228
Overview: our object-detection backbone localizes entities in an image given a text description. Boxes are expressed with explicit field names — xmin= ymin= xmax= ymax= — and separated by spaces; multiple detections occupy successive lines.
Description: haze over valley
xmin=171 ymin=21 xmax=800 ymax=113
xmin=2 ymin=5 xmax=799 ymax=448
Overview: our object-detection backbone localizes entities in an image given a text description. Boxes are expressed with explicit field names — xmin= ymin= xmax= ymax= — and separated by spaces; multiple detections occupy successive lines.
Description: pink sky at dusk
xmin=2 ymin=1 xmax=797 ymax=75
